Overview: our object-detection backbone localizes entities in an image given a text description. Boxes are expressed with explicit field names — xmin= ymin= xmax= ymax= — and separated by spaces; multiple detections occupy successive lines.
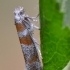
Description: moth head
xmin=14 ymin=6 xmax=25 ymax=23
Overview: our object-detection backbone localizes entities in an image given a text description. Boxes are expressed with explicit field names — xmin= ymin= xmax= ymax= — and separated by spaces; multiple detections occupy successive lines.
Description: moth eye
xmin=20 ymin=12 xmax=23 ymax=15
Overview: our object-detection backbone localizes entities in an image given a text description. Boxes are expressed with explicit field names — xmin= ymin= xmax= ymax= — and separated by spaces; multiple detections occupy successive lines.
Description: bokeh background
xmin=0 ymin=0 xmax=40 ymax=70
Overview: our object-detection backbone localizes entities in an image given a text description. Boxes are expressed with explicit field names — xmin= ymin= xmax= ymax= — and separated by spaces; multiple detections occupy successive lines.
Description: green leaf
xmin=39 ymin=0 xmax=70 ymax=70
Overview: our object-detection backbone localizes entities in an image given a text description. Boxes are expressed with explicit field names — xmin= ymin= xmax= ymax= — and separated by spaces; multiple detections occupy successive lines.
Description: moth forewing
xmin=14 ymin=7 xmax=42 ymax=70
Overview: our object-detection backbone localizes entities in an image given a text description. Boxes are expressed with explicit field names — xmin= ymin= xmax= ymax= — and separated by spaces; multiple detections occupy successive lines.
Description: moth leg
xmin=31 ymin=14 xmax=39 ymax=22
xmin=25 ymin=14 xmax=39 ymax=22
xmin=36 ymin=45 xmax=42 ymax=59
xmin=32 ymin=37 xmax=42 ymax=59
xmin=31 ymin=19 xmax=39 ymax=22
xmin=32 ymin=37 xmax=39 ymax=45
xmin=31 ymin=14 xmax=39 ymax=19
xmin=33 ymin=24 xmax=40 ymax=30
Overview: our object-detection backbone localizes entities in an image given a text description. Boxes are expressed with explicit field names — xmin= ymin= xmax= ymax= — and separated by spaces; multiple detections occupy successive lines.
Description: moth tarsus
xmin=14 ymin=6 xmax=42 ymax=70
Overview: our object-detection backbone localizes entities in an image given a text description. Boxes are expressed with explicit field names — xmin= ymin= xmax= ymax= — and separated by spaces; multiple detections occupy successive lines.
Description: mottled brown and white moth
xmin=14 ymin=7 xmax=42 ymax=70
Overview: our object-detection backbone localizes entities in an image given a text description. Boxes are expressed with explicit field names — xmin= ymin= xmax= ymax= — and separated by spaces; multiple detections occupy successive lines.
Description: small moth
xmin=14 ymin=6 xmax=42 ymax=70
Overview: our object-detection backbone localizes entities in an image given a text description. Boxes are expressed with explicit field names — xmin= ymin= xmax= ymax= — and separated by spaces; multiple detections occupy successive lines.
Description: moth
xmin=14 ymin=6 xmax=42 ymax=70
